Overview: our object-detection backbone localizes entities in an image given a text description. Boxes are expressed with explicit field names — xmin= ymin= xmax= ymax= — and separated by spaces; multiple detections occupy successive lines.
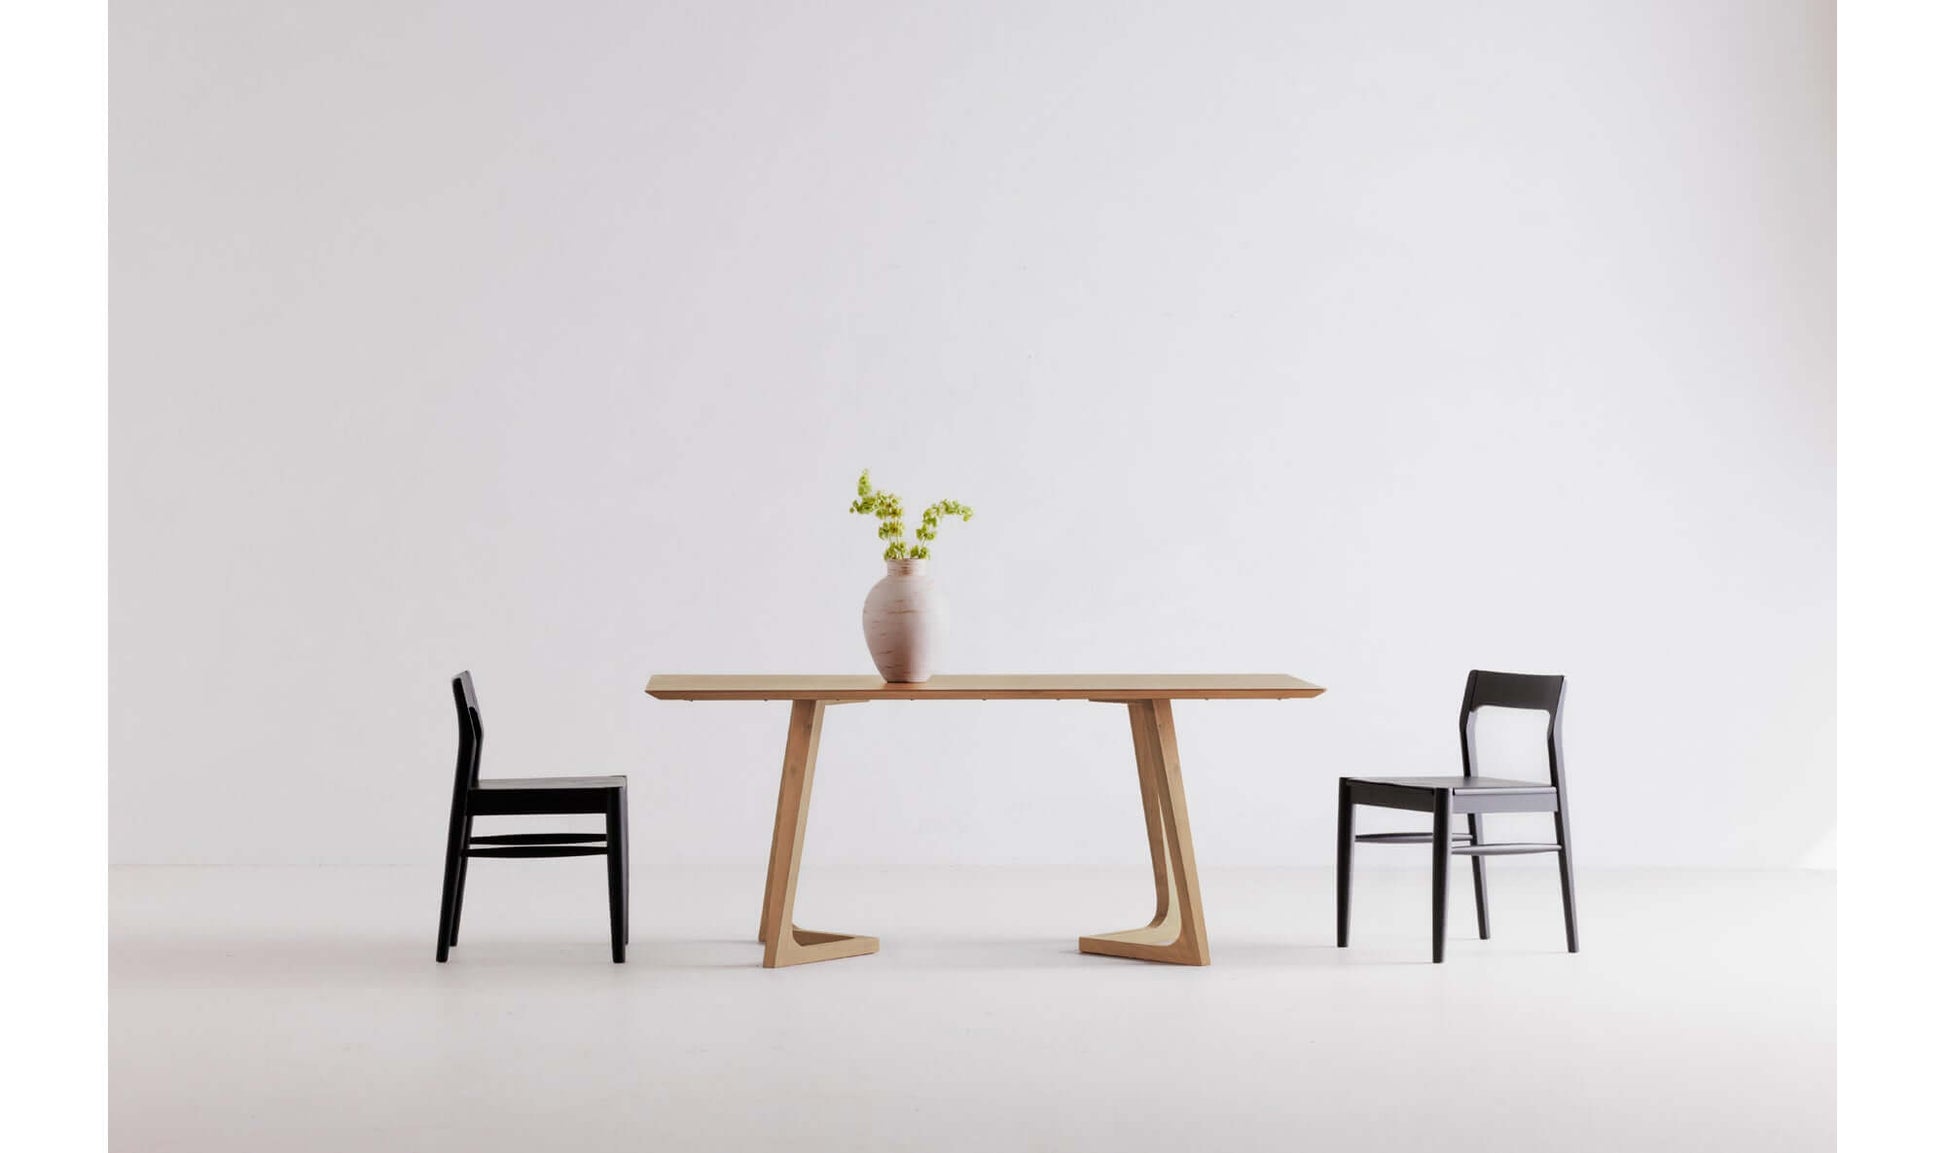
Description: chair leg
xmin=449 ymin=815 xmax=473 ymax=948
xmin=1431 ymin=791 xmax=1452 ymax=963
xmin=1335 ymin=781 xmax=1354 ymax=948
xmin=619 ymin=788 xmax=631 ymax=946
xmin=435 ymin=805 xmax=467 ymax=964
xmin=605 ymin=793 xmax=627 ymax=963
xmin=1467 ymin=812 xmax=1489 ymax=940
xmin=1555 ymin=804 xmax=1580 ymax=953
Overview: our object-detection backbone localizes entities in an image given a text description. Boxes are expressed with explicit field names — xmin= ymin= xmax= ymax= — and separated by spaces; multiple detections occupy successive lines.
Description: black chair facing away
xmin=1336 ymin=670 xmax=1579 ymax=963
xmin=436 ymin=671 xmax=630 ymax=963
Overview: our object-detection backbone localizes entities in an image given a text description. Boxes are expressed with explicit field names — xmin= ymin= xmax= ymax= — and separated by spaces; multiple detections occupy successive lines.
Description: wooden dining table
xmin=645 ymin=674 xmax=1325 ymax=967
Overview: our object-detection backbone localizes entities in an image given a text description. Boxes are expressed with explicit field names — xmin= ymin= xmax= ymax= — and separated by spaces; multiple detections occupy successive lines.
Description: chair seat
xmin=1344 ymin=775 xmax=1553 ymax=793
xmin=477 ymin=775 xmax=626 ymax=791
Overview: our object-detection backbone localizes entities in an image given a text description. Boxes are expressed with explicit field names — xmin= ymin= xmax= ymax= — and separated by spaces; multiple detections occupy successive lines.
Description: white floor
xmin=111 ymin=864 xmax=1833 ymax=1152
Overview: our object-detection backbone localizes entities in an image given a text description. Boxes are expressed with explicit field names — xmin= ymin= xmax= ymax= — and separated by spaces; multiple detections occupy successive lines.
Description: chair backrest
xmin=451 ymin=671 xmax=484 ymax=799
xmin=1458 ymin=670 xmax=1566 ymax=791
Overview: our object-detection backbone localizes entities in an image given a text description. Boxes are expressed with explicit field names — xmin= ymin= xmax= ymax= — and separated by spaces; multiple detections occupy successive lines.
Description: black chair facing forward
xmin=1336 ymin=670 xmax=1579 ymax=963
xmin=436 ymin=671 xmax=629 ymax=963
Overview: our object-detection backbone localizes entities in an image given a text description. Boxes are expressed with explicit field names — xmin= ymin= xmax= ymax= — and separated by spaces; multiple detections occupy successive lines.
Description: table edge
xmin=644 ymin=679 xmax=1326 ymax=702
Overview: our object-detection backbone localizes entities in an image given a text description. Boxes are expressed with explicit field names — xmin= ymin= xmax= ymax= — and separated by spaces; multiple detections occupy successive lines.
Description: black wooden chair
xmin=436 ymin=671 xmax=629 ymax=963
xmin=1336 ymin=670 xmax=1579 ymax=963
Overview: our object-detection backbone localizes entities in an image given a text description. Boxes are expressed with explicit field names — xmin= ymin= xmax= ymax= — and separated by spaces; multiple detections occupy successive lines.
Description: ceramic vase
xmin=861 ymin=558 xmax=944 ymax=683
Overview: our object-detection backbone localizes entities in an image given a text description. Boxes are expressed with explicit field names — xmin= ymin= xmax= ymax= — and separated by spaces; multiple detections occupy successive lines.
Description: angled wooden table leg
xmin=757 ymin=699 xmax=879 ymax=968
xmin=1080 ymin=699 xmax=1211 ymax=965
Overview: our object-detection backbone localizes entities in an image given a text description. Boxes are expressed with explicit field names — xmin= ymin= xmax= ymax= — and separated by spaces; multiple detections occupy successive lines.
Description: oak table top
xmin=644 ymin=673 xmax=1323 ymax=702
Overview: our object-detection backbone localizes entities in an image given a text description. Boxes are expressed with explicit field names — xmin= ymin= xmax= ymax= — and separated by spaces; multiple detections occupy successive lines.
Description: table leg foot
xmin=765 ymin=927 xmax=881 ymax=968
xmin=1079 ymin=924 xmax=1205 ymax=966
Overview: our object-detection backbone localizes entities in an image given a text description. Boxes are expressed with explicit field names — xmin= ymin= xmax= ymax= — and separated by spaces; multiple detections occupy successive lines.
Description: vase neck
xmin=884 ymin=558 xmax=929 ymax=577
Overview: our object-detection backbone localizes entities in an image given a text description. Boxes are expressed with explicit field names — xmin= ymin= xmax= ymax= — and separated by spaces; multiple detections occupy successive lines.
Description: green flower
xmin=848 ymin=469 xmax=975 ymax=561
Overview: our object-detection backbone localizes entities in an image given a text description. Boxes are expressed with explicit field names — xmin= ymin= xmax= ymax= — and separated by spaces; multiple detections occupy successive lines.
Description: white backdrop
xmin=110 ymin=0 xmax=1833 ymax=868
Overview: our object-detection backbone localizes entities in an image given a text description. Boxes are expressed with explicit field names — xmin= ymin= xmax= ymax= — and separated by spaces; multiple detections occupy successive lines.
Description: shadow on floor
xmin=111 ymin=930 xmax=1578 ymax=989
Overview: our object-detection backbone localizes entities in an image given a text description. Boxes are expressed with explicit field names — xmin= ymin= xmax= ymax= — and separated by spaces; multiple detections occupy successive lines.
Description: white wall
xmin=110 ymin=0 xmax=1833 ymax=868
